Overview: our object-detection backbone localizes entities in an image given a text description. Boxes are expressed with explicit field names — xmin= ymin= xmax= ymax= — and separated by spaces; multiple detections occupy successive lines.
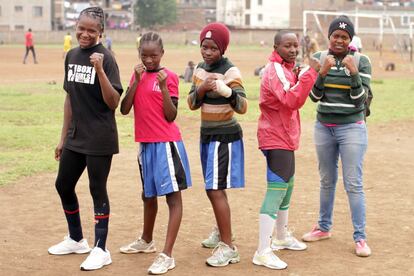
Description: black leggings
xmin=265 ymin=149 xmax=295 ymax=183
xmin=23 ymin=46 xmax=37 ymax=62
xmin=55 ymin=148 xmax=112 ymax=208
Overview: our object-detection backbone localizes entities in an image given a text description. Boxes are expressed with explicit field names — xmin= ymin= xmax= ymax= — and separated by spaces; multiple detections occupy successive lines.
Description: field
xmin=0 ymin=44 xmax=413 ymax=276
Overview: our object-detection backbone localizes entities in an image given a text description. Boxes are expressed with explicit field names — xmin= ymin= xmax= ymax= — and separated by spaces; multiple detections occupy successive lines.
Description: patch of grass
xmin=1 ymin=78 xmax=413 ymax=185
xmin=179 ymin=77 xmax=414 ymax=123
xmin=0 ymin=83 xmax=134 ymax=186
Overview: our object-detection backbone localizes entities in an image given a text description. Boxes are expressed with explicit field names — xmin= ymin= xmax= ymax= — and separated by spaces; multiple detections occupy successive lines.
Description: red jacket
xmin=257 ymin=51 xmax=317 ymax=151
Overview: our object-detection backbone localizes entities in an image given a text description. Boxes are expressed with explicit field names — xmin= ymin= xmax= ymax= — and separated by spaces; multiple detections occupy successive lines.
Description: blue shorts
xmin=139 ymin=141 xmax=192 ymax=198
xmin=200 ymin=139 xmax=245 ymax=190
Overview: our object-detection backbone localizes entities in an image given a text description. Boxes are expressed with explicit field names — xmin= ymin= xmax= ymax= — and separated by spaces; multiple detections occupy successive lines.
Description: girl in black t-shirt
xmin=47 ymin=7 xmax=123 ymax=271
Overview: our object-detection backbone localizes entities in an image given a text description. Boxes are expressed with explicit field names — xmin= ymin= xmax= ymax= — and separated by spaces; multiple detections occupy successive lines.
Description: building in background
xmin=216 ymin=0 xmax=289 ymax=29
xmin=0 ymin=0 xmax=413 ymax=32
xmin=0 ymin=0 xmax=52 ymax=31
xmin=166 ymin=0 xmax=216 ymax=31
xmin=53 ymin=0 xmax=65 ymax=30
xmin=104 ymin=1 xmax=132 ymax=30
xmin=64 ymin=0 xmax=132 ymax=30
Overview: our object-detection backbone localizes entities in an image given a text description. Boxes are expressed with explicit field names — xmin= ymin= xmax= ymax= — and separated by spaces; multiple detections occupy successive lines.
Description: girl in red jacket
xmin=253 ymin=31 xmax=320 ymax=270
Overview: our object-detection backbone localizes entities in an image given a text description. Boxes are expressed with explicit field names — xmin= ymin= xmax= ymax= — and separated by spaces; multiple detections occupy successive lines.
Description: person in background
xmin=182 ymin=61 xmax=195 ymax=83
xmin=23 ymin=28 xmax=38 ymax=64
xmin=136 ymin=33 xmax=142 ymax=51
xmin=63 ymin=32 xmax=72 ymax=59
xmin=105 ymin=34 xmax=113 ymax=53
xmin=350 ymin=33 xmax=363 ymax=52
xmin=304 ymin=35 xmax=319 ymax=61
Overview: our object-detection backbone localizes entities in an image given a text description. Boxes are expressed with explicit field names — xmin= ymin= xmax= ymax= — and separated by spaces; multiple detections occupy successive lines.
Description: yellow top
xmin=63 ymin=35 xmax=72 ymax=52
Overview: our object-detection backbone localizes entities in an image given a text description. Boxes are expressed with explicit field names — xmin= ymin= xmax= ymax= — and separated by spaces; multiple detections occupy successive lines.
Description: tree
xmin=135 ymin=0 xmax=177 ymax=28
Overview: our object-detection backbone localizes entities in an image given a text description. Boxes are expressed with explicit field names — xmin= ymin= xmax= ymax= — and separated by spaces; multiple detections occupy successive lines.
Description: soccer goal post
xmin=303 ymin=10 xmax=384 ymax=50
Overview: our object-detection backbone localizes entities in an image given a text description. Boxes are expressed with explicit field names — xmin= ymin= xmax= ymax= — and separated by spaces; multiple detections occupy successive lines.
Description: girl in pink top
xmin=253 ymin=31 xmax=320 ymax=270
xmin=119 ymin=32 xmax=192 ymax=275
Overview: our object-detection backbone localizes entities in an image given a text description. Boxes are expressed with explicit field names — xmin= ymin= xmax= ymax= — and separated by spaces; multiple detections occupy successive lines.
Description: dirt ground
xmin=0 ymin=46 xmax=413 ymax=276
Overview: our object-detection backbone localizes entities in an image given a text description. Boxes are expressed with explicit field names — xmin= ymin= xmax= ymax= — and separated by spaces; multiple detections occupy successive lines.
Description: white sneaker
xmin=48 ymin=235 xmax=91 ymax=255
xmin=206 ymin=242 xmax=240 ymax=267
xmin=201 ymin=226 xmax=220 ymax=248
xmin=271 ymin=233 xmax=307 ymax=251
xmin=148 ymin=253 xmax=176 ymax=275
xmin=80 ymin=247 xmax=112 ymax=271
xmin=120 ymin=238 xmax=156 ymax=254
xmin=252 ymin=248 xmax=287 ymax=270
xmin=201 ymin=226 xmax=235 ymax=248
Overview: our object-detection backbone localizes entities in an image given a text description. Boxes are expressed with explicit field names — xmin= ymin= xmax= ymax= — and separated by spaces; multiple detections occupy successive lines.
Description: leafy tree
xmin=135 ymin=0 xmax=177 ymax=28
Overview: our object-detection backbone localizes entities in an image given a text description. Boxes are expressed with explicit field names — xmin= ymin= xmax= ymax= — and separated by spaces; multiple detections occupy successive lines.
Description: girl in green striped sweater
xmin=302 ymin=16 xmax=372 ymax=258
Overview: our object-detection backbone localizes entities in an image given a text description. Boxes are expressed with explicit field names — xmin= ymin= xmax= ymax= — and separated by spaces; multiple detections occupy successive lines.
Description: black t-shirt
xmin=63 ymin=43 xmax=123 ymax=155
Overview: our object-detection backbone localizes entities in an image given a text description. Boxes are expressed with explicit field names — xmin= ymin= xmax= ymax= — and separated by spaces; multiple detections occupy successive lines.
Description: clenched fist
xmin=90 ymin=52 xmax=104 ymax=71
xmin=156 ymin=69 xmax=168 ymax=89
xmin=342 ymin=55 xmax=358 ymax=75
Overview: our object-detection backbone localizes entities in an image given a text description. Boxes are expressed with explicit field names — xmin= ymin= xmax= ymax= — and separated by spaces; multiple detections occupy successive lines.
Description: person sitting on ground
xmin=183 ymin=61 xmax=195 ymax=83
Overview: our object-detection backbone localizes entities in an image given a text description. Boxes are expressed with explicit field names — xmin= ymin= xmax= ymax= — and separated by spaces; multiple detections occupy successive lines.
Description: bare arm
xmin=120 ymin=82 xmax=137 ymax=115
xmin=120 ymin=64 xmax=145 ymax=115
xmin=157 ymin=70 xmax=177 ymax=122
xmin=90 ymin=52 xmax=120 ymax=110
xmin=55 ymin=94 xmax=72 ymax=161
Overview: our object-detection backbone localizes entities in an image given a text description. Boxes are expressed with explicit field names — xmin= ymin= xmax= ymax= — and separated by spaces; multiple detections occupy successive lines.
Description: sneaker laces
xmin=356 ymin=240 xmax=367 ymax=248
xmin=286 ymin=227 xmax=296 ymax=240
xmin=210 ymin=242 xmax=227 ymax=261
xmin=268 ymin=251 xmax=280 ymax=262
xmin=89 ymin=247 xmax=102 ymax=258
xmin=311 ymin=225 xmax=321 ymax=233
xmin=275 ymin=227 xmax=295 ymax=245
xmin=153 ymin=254 xmax=168 ymax=266
xmin=208 ymin=227 xmax=219 ymax=239
xmin=132 ymin=238 xmax=143 ymax=246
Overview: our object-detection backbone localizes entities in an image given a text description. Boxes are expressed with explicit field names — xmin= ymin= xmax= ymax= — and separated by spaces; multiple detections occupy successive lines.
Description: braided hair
xmin=139 ymin=32 xmax=164 ymax=52
xmin=79 ymin=7 xmax=105 ymax=33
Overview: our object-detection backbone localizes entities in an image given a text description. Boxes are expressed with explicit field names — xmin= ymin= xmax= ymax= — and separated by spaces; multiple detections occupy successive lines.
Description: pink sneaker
xmin=302 ymin=226 xmax=332 ymax=242
xmin=355 ymin=239 xmax=371 ymax=257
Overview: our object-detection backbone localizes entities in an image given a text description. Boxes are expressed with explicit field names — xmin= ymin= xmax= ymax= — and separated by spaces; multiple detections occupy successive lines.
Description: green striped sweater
xmin=309 ymin=51 xmax=372 ymax=124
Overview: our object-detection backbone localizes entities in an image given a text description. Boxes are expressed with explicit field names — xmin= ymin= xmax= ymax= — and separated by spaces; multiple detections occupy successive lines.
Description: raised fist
xmin=215 ymin=79 xmax=232 ymax=98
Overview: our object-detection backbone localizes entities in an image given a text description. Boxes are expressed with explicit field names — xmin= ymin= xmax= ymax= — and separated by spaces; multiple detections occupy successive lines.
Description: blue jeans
xmin=314 ymin=121 xmax=368 ymax=242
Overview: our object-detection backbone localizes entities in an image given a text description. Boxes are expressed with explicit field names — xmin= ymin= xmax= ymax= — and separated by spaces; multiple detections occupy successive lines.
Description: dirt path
xmin=1 ymin=46 xmax=413 ymax=275
xmin=1 ymin=117 xmax=413 ymax=276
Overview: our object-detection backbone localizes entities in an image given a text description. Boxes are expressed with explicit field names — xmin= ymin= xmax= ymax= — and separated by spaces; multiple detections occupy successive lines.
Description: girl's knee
xmin=320 ymin=176 xmax=337 ymax=189
xmin=206 ymin=189 xmax=225 ymax=200
xmin=345 ymin=181 xmax=364 ymax=194
xmin=89 ymin=187 xmax=108 ymax=206
xmin=55 ymin=178 xmax=72 ymax=197
xmin=142 ymin=194 xmax=157 ymax=205
xmin=166 ymin=192 xmax=182 ymax=207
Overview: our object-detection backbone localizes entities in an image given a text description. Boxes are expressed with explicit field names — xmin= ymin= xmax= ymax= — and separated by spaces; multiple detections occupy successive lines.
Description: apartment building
xmin=0 ymin=0 xmax=52 ymax=31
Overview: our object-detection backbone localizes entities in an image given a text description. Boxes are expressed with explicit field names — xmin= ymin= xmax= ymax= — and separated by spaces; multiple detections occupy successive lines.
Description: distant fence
xmin=0 ymin=29 xmax=281 ymax=46
xmin=0 ymin=30 xmax=411 ymax=53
